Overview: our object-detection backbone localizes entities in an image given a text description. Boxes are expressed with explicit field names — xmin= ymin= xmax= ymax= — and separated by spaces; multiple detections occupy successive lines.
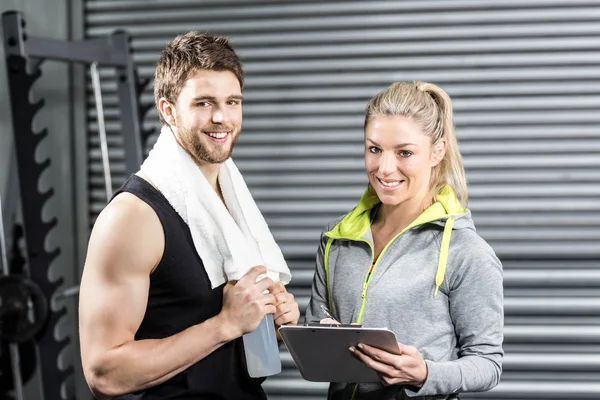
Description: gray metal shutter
xmin=85 ymin=1 xmax=600 ymax=399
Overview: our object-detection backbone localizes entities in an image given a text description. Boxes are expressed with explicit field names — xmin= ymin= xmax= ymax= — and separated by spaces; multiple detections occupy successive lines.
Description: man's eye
xmin=196 ymin=102 xmax=211 ymax=107
xmin=227 ymin=100 xmax=240 ymax=106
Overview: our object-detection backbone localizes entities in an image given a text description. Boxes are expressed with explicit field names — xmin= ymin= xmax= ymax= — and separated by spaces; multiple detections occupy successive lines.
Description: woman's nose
xmin=378 ymin=152 xmax=396 ymax=175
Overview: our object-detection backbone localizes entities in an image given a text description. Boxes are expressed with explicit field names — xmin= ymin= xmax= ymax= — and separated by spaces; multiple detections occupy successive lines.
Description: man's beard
xmin=177 ymin=123 xmax=240 ymax=165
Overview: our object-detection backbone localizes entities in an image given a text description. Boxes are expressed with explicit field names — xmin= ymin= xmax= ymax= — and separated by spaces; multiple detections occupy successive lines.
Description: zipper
xmin=352 ymin=238 xmax=374 ymax=324
xmin=361 ymin=263 xmax=376 ymax=299
xmin=355 ymin=226 xmax=412 ymax=324
xmin=331 ymin=213 xmax=458 ymax=325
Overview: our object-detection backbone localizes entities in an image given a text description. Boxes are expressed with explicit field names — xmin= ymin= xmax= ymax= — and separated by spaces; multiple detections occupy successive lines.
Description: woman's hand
xmin=350 ymin=342 xmax=428 ymax=388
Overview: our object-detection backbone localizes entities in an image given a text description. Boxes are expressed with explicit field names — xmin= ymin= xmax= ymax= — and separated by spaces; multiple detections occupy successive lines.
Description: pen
xmin=320 ymin=304 xmax=341 ymax=324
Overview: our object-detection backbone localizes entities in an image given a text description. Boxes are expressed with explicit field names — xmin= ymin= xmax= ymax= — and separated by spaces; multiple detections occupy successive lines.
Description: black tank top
xmin=114 ymin=174 xmax=267 ymax=400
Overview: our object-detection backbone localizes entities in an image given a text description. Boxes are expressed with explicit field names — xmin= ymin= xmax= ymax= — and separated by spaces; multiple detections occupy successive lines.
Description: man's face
xmin=173 ymin=69 xmax=243 ymax=165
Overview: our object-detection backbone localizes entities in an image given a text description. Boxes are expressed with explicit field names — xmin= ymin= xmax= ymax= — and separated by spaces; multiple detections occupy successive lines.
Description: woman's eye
xmin=368 ymin=147 xmax=381 ymax=154
xmin=399 ymin=150 xmax=412 ymax=158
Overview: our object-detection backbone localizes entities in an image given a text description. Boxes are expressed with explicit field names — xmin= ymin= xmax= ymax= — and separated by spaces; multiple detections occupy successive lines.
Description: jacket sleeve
xmin=406 ymin=237 xmax=504 ymax=397
xmin=304 ymin=228 xmax=331 ymax=324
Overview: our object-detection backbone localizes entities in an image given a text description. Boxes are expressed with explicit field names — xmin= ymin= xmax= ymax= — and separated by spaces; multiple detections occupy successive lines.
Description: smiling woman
xmin=305 ymin=81 xmax=504 ymax=400
xmin=365 ymin=116 xmax=439 ymax=215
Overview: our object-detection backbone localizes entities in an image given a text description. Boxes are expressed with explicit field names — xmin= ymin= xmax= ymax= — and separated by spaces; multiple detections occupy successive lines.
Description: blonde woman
xmin=306 ymin=81 xmax=504 ymax=399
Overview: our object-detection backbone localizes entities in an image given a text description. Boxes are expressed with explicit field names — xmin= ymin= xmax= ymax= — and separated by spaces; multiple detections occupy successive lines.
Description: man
xmin=79 ymin=31 xmax=300 ymax=399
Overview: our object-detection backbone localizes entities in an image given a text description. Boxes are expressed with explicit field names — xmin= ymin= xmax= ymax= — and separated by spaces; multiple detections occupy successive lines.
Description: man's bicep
xmin=79 ymin=199 xmax=160 ymax=363
xmin=79 ymin=259 xmax=150 ymax=345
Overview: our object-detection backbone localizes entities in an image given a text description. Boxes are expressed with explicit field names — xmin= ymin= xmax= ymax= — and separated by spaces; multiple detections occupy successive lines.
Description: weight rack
xmin=1 ymin=10 xmax=153 ymax=399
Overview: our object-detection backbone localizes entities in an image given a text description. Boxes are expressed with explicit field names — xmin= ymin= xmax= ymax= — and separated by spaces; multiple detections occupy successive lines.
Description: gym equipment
xmin=0 ymin=275 xmax=48 ymax=343
xmin=90 ymin=61 xmax=113 ymax=202
xmin=0 ymin=196 xmax=25 ymax=400
xmin=0 ymin=341 xmax=36 ymax=394
xmin=1 ymin=10 xmax=154 ymax=399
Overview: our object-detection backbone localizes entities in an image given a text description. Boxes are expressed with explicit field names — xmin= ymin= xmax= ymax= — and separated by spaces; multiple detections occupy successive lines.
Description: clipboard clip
xmin=307 ymin=322 xmax=363 ymax=328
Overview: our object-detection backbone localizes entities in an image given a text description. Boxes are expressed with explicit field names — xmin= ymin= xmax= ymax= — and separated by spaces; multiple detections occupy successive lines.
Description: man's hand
xmin=219 ymin=266 xmax=277 ymax=340
xmin=268 ymin=281 xmax=300 ymax=339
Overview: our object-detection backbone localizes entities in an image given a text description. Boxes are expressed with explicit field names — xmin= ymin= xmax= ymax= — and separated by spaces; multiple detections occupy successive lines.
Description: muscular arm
xmin=79 ymin=193 xmax=240 ymax=399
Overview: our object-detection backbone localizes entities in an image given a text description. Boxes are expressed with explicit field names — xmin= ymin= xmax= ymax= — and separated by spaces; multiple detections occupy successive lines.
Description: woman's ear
xmin=431 ymin=138 xmax=447 ymax=167
xmin=158 ymin=98 xmax=177 ymax=126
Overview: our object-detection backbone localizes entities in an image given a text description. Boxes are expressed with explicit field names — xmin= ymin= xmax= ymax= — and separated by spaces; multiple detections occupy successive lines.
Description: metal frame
xmin=70 ymin=0 xmax=89 ymax=275
xmin=1 ymin=152 xmax=20 ymax=256
xmin=68 ymin=0 xmax=92 ymax=398
xmin=1 ymin=10 xmax=148 ymax=400
xmin=2 ymin=11 xmax=144 ymax=174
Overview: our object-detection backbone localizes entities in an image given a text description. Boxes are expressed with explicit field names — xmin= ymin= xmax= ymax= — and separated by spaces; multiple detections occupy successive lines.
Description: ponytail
xmin=417 ymin=82 xmax=468 ymax=207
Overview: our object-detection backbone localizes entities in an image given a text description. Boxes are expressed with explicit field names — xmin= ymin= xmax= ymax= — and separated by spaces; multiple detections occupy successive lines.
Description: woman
xmin=305 ymin=81 xmax=504 ymax=399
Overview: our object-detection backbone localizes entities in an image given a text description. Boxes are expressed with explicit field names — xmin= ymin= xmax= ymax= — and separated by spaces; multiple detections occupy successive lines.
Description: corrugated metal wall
xmin=85 ymin=1 xmax=600 ymax=398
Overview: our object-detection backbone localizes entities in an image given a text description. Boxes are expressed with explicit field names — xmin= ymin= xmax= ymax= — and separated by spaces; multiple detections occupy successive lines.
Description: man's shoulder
xmin=88 ymin=191 xmax=164 ymax=275
xmin=93 ymin=190 xmax=163 ymax=250
xmin=106 ymin=191 xmax=157 ymax=224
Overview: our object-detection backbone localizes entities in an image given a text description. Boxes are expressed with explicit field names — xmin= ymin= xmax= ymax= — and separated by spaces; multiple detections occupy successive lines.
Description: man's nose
xmin=211 ymin=105 xmax=225 ymax=124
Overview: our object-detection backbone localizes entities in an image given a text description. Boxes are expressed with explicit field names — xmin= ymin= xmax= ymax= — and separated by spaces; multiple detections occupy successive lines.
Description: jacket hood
xmin=324 ymin=184 xmax=472 ymax=299
xmin=326 ymin=184 xmax=472 ymax=241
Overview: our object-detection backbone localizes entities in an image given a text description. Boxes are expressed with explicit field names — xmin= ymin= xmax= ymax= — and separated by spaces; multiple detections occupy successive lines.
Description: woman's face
xmin=364 ymin=115 xmax=444 ymax=207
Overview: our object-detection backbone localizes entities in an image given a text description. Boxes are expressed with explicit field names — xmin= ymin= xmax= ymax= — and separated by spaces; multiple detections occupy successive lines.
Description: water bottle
xmin=242 ymin=313 xmax=282 ymax=377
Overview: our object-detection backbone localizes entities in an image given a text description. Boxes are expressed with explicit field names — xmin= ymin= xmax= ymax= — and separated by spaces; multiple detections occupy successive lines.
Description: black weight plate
xmin=0 ymin=340 xmax=37 ymax=393
xmin=0 ymin=275 xmax=48 ymax=343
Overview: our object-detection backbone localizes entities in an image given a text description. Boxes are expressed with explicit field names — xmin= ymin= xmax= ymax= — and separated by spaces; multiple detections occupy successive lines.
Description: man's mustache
xmin=198 ymin=125 xmax=235 ymax=133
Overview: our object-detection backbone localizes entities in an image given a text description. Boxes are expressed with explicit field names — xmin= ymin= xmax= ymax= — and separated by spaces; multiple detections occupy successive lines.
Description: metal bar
xmin=54 ymin=285 xmax=80 ymax=300
xmin=1 ymin=11 xmax=25 ymax=58
xmin=90 ymin=62 xmax=112 ymax=202
xmin=26 ymin=36 xmax=128 ymax=67
xmin=113 ymin=32 xmax=143 ymax=175
xmin=2 ymin=11 xmax=127 ymax=67
xmin=69 ymin=5 xmax=92 ymax=400
xmin=9 ymin=345 xmax=25 ymax=400
xmin=1 ymin=151 xmax=20 ymax=257
xmin=0 ymin=196 xmax=25 ymax=400
xmin=0 ymin=197 xmax=10 ymax=278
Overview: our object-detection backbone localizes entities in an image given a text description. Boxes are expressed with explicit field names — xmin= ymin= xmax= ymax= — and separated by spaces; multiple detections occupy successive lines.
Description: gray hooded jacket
xmin=305 ymin=186 xmax=504 ymax=399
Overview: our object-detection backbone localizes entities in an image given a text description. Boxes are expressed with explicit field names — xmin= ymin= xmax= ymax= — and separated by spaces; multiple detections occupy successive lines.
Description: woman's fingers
xmin=356 ymin=343 xmax=402 ymax=367
xmin=350 ymin=346 xmax=399 ymax=378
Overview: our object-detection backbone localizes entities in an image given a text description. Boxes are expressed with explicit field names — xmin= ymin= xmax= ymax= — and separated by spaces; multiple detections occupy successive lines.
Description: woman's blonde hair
xmin=364 ymin=81 xmax=468 ymax=207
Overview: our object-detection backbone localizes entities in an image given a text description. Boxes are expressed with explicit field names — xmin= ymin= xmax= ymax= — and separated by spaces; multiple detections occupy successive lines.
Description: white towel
xmin=140 ymin=126 xmax=291 ymax=288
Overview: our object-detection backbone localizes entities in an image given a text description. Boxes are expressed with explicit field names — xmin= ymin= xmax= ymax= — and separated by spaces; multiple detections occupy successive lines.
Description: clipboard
xmin=279 ymin=325 xmax=400 ymax=383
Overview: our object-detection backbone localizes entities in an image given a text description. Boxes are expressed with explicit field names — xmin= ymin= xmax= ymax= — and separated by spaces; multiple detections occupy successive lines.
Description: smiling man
xmin=78 ymin=31 xmax=299 ymax=400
